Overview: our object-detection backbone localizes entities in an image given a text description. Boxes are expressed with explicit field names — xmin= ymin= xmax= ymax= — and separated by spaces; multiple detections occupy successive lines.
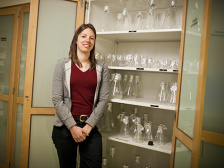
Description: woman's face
xmin=76 ymin=28 xmax=95 ymax=54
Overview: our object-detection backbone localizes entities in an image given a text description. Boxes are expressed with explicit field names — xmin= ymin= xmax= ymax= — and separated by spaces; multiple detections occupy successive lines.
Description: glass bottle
xmin=154 ymin=124 xmax=167 ymax=145
xmin=162 ymin=0 xmax=179 ymax=29
xmin=134 ymin=76 xmax=140 ymax=98
xmin=110 ymin=73 xmax=122 ymax=99
xmin=104 ymin=103 xmax=115 ymax=132
xmin=133 ymin=155 xmax=141 ymax=168
xmin=124 ymin=75 xmax=134 ymax=98
xmin=101 ymin=5 xmax=111 ymax=32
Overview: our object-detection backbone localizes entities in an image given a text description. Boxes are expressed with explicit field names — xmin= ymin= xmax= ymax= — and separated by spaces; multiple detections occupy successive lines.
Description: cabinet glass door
xmin=0 ymin=5 xmax=30 ymax=168
xmin=177 ymin=0 xmax=204 ymax=138
xmin=199 ymin=0 xmax=224 ymax=167
xmin=0 ymin=14 xmax=14 ymax=167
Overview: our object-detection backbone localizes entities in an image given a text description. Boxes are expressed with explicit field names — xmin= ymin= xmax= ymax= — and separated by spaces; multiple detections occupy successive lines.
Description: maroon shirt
xmin=70 ymin=63 xmax=97 ymax=116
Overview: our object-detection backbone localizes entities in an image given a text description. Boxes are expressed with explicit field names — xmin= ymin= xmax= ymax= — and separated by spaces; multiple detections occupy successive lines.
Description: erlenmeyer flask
xmin=154 ymin=124 xmax=167 ymax=145
xmin=142 ymin=113 xmax=149 ymax=126
xmin=167 ymin=82 xmax=177 ymax=104
xmin=102 ymin=158 xmax=108 ymax=168
xmin=134 ymin=76 xmax=140 ymax=98
xmin=144 ymin=121 xmax=153 ymax=141
xmin=129 ymin=107 xmax=138 ymax=136
xmin=107 ymin=146 xmax=115 ymax=168
xmin=121 ymin=8 xmax=131 ymax=31
xmin=133 ymin=155 xmax=141 ymax=168
xmin=133 ymin=121 xmax=144 ymax=143
xmin=144 ymin=0 xmax=156 ymax=30
xmin=121 ymin=116 xmax=130 ymax=137
xmin=101 ymin=5 xmax=111 ymax=32
xmin=135 ymin=11 xmax=144 ymax=30
xmin=104 ymin=103 xmax=115 ymax=132
xmin=109 ymin=73 xmax=115 ymax=99
xmin=124 ymin=75 xmax=135 ymax=98
xmin=121 ymin=75 xmax=128 ymax=96
xmin=162 ymin=0 xmax=178 ymax=29
xmin=115 ymin=12 xmax=123 ymax=31
xmin=133 ymin=54 xmax=140 ymax=67
xmin=157 ymin=82 xmax=168 ymax=102
xmin=117 ymin=112 xmax=126 ymax=133
xmin=110 ymin=73 xmax=122 ymax=99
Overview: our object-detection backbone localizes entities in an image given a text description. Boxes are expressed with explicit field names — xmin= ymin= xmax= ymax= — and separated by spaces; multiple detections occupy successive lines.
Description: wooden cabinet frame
xmin=170 ymin=0 xmax=224 ymax=167
xmin=19 ymin=0 xmax=85 ymax=167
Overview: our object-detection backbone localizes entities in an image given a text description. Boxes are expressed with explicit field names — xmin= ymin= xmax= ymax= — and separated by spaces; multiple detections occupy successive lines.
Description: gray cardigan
xmin=52 ymin=58 xmax=109 ymax=130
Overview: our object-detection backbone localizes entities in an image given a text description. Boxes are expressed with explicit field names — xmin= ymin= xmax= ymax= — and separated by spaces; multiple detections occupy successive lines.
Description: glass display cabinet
xmin=85 ymin=0 xmax=184 ymax=167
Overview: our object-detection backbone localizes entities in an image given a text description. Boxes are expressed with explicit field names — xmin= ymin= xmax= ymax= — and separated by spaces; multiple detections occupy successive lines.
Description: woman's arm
xmin=52 ymin=59 xmax=76 ymax=129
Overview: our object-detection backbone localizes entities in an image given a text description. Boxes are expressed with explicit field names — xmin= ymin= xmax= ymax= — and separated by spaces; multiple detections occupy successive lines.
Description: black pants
xmin=52 ymin=121 xmax=102 ymax=168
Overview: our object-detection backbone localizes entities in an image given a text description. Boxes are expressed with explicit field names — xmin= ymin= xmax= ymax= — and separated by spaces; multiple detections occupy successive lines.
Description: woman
xmin=52 ymin=23 xmax=109 ymax=168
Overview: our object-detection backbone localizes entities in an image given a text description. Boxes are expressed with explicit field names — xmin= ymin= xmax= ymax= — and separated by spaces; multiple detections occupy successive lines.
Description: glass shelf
xmin=110 ymin=98 xmax=175 ymax=111
xmin=109 ymin=66 xmax=178 ymax=73
xmin=102 ymin=133 xmax=172 ymax=154
xmin=97 ymin=29 xmax=181 ymax=42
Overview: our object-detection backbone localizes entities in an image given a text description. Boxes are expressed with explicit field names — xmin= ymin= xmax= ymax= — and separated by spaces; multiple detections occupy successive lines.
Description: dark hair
xmin=69 ymin=23 xmax=97 ymax=71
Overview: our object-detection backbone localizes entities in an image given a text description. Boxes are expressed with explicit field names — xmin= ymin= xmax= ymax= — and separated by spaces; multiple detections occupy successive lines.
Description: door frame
xmin=19 ymin=0 xmax=86 ymax=167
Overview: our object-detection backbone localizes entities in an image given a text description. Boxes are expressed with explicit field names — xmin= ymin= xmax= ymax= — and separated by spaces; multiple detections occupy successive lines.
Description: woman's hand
xmin=69 ymin=125 xmax=86 ymax=143
xmin=82 ymin=124 xmax=93 ymax=136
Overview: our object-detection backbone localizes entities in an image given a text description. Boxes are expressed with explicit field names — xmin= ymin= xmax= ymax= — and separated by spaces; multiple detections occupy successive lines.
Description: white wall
xmin=0 ymin=0 xmax=30 ymax=8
